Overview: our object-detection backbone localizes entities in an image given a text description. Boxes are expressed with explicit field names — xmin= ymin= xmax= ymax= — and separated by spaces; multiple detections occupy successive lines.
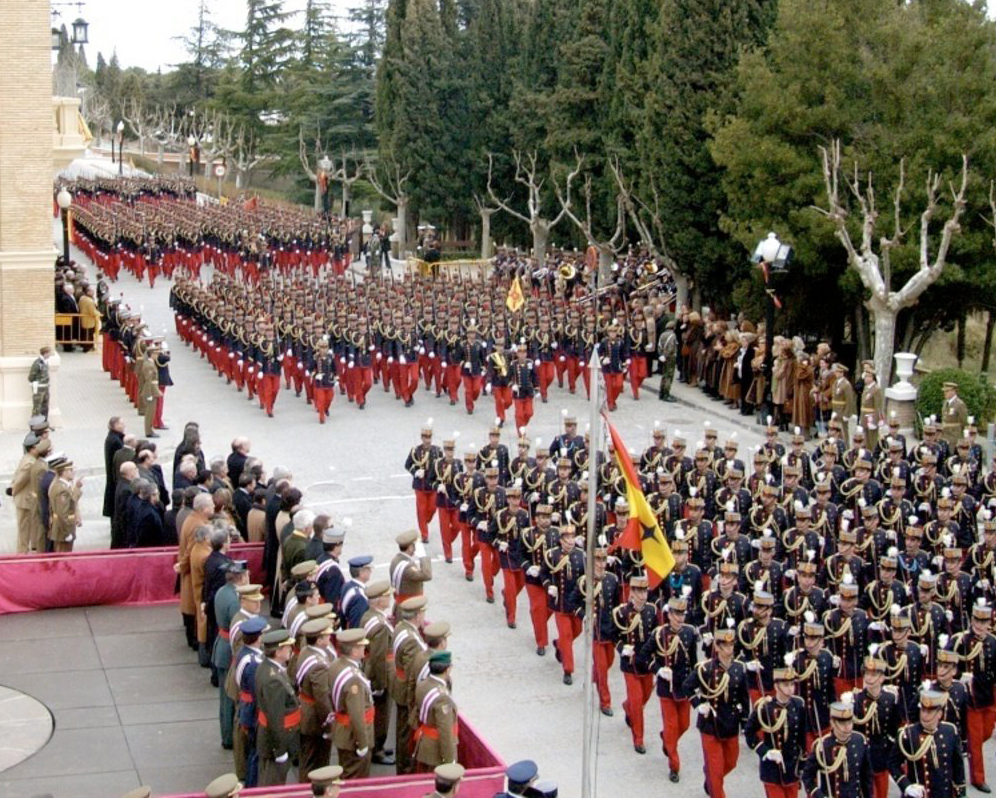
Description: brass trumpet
xmin=559 ymin=263 xmax=577 ymax=280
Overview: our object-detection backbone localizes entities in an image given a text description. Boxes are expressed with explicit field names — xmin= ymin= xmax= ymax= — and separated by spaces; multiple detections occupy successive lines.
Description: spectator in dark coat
xmin=163 ymin=489 xmax=185 ymax=546
xmin=233 ymin=472 xmax=256 ymax=540
xmin=133 ymin=481 xmax=166 ymax=547
xmin=226 ymin=437 xmax=251 ymax=489
xmin=103 ymin=416 xmax=125 ymax=517
xmin=111 ymin=462 xmax=139 ymax=549
xmin=172 ymin=422 xmax=205 ymax=479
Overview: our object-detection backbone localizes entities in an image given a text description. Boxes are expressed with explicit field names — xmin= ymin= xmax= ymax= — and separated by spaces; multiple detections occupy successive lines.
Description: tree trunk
xmin=531 ymin=221 xmax=548 ymax=270
xmin=140 ymin=137 xmax=146 ymax=158
xmin=673 ymin=272 xmax=690 ymax=311
xmin=395 ymin=198 xmax=409 ymax=259
xmin=869 ymin=298 xmax=897 ymax=389
xmin=157 ymin=143 xmax=165 ymax=170
xmin=597 ymin=249 xmax=613 ymax=288
xmin=956 ymin=312 xmax=966 ymax=368
xmin=691 ymin=283 xmax=701 ymax=312
xmin=982 ymin=309 xmax=995 ymax=374
xmin=235 ymin=171 xmax=244 ymax=190
xmin=342 ymin=183 xmax=351 ymax=218
xmin=313 ymin=179 xmax=321 ymax=213
xmin=480 ymin=209 xmax=493 ymax=260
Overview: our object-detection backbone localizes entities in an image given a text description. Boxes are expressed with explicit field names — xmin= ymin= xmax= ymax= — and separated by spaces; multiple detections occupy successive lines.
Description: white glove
xmin=548 ymin=585 xmax=558 ymax=598
xmin=529 ymin=491 xmax=540 ymax=503
xmin=441 ymin=361 xmax=448 ymax=368
xmin=31 ymin=381 xmax=39 ymax=394
xmin=919 ymin=644 xmax=928 ymax=656
xmin=702 ymin=632 xmax=713 ymax=646
xmin=601 ymin=357 xmax=609 ymax=366
xmin=606 ymin=555 xmax=619 ymax=566
xmin=527 ymin=565 xmax=540 ymax=578
xmin=414 ymin=540 xmax=427 ymax=558
xmin=658 ymin=666 xmax=673 ymax=682
xmin=746 ymin=660 xmax=761 ymax=672
xmin=830 ymin=594 xmax=840 ymax=606
xmin=788 ymin=625 xmax=800 ymax=637
xmin=918 ymin=502 xmax=931 ymax=513
xmin=356 ymin=747 xmax=369 ymax=758
xmin=784 ymin=569 xmax=796 ymax=580
xmin=887 ymin=530 xmax=897 ymax=541
xmin=476 ymin=521 xmax=488 ymax=531
xmin=275 ymin=752 xmax=289 ymax=764
xmin=869 ymin=621 xmax=883 ymax=632
xmin=400 ymin=356 xmax=406 ymax=365
xmin=386 ymin=356 xmax=394 ymax=364
xmin=832 ymin=655 xmax=841 ymax=668
xmin=981 ymin=579 xmax=991 ymax=590
xmin=418 ymin=347 xmax=426 ymax=355
xmin=460 ymin=502 xmax=469 ymax=512
xmin=659 ymin=356 xmax=666 ymax=362
xmin=534 ymin=359 xmax=541 ymax=367
xmin=368 ymin=345 xmax=375 ymax=352
xmin=348 ymin=361 xmax=355 ymax=368
xmin=696 ymin=703 xmax=712 ymax=717
xmin=961 ymin=671 xmax=974 ymax=685
xmin=415 ymin=468 xmax=425 ymax=479
xmin=512 ymin=385 xmax=519 ymax=395
xmin=946 ymin=610 xmax=954 ymax=622
xmin=499 ymin=541 xmax=509 ymax=552
xmin=437 ymin=484 xmax=447 ymax=495
xmin=376 ymin=353 xmax=383 ymax=361
xmin=622 ymin=644 xmax=635 ymax=658
xmin=464 ymin=361 xmax=471 ymax=369
xmin=558 ymin=355 xmax=565 ymax=362
xmin=764 ymin=749 xmax=784 ymax=764
xmin=905 ymin=786 xmax=925 ymax=798
xmin=429 ymin=352 xmax=436 ymax=359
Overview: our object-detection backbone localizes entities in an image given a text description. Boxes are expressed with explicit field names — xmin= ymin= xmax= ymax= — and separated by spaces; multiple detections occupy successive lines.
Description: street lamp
xmin=56 ymin=188 xmax=72 ymax=265
xmin=51 ymin=27 xmax=62 ymax=50
xmin=751 ymin=232 xmax=793 ymax=421
xmin=186 ymin=135 xmax=196 ymax=178
xmin=116 ymin=120 xmax=125 ymax=176
xmin=71 ymin=17 xmax=89 ymax=45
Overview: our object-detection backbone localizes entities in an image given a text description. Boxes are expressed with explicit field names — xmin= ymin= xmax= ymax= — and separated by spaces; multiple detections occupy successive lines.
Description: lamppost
xmin=116 ymin=120 xmax=125 ymax=176
xmin=318 ymin=155 xmax=332 ymax=215
xmin=56 ymin=188 xmax=72 ymax=265
xmin=751 ymin=231 xmax=793 ymax=421
xmin=186 ymin=135 xmax=196 ymax=178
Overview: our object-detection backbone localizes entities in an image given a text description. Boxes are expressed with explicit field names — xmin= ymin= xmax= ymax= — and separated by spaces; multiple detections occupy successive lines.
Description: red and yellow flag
xmin=603 ymin=415 xmax=675 ymax=588
xmin=506 ymin=275 xmax=525 ymax=313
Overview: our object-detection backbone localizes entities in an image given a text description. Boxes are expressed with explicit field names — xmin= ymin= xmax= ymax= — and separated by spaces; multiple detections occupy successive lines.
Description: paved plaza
xmin=3 ymin=231 xmax=977 ymax=796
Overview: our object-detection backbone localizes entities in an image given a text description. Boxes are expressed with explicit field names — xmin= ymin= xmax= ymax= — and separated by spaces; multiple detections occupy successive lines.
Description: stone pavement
xmin=0 ymin=231 xmax=949 ymax=796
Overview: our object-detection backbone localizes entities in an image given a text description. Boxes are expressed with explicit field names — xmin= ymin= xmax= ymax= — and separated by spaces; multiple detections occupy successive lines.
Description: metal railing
xmin=54 ymin=313 xmax=100 ymax=348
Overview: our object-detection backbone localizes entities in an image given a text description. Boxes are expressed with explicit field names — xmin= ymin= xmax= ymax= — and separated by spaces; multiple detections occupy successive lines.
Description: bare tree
xmin=150 ymin=105 xmax=183 ymax=171
xmin=84 ymin=95 xmax=111 ymax=149
xmin=233 ymin=125 xmax=265 ymax=190
xmin=608 ymin=157 xmax=689 ymax=306
xmin=365 ymin=155 xmax=413 ymax=258
xmin=332 ymin=150 xmax=363 ymax=217
xmin=553 ymin=152 xmax=625 ymax=284
xmin=122 ymin=99 xmax=158 ymax=159
xmin=199 ymin=110 xmax=235 ymax=178
xmin=486 ymin=150 xmax=578 ymax=269
xmin=298 ymin=126 xmax=326 ymax=213
xmin=814 ymin=139 xmax=968 ymax=384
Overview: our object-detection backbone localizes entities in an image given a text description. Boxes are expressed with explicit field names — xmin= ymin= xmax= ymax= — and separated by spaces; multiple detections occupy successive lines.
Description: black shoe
xmin=554 ymin=646 xmax=562 ymax=664
xmin=467 ymin=408 xmax=472 ymax=415
xmin=669 ymin=769 xmax=679 ymax=783
xmin=634 ymin=745 xmax=646 ymax=755
xmin=210 ymin=673 xmax=219 ymax=687
xmin=536 ymin=646 xmax=546 ymax=656
xmin=372 ymin=751 xmax=396 ymax=765
xmin=563 ymin=673 xmax=573 ymax=685
xmin=465 ymin=573 xmax=473 ymax=582
xmin=486 ymin=596 xmax=495 ymax=604
xmin=445 ymin=557 xmax=453 ymax=564
xmin=222 ymin=742 xmax=233 ymax=750
xmin=507 ymin=621 xmax=516 ymax=629
xmin=450 ymin=399 xmax=456 ymax=406
xmin=147 ymin=432 xmax=160 ymax=438
xmin=974 ymin=785 xmax=992 ymax=794
xmin=600 ymin=707 xmax=613 ymax=717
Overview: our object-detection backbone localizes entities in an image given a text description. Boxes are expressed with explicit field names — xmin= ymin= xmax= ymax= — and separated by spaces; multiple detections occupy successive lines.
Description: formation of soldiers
xmin=98 ymin=285 xmax=174 ymax=437
xmin=165 ymin=260 xmax=675 ymax=422
xmin=62 ymin=177 xmax=355 ymax=288
xmin=403 ymin=410 xmax=996 ymax=798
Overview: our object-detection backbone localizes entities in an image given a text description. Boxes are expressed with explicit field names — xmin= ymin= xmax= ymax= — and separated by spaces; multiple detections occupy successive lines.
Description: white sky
xmin=64 ymin=0 xmax=354 ymax=73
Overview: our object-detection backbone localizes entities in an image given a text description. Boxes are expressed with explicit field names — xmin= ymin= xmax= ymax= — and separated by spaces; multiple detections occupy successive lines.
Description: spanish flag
xmin=506 ymin=275 xmax=525 ymax=313
xmin=603 ymin=415 xmax=675 ymax=588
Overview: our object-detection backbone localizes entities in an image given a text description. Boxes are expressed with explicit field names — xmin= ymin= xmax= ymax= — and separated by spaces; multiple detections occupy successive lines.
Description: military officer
xmin=413 ymin=650 xmax=459 ymax=772
xmin=427 ymin=762 xmax=465 ymax=798
xmin=543 ymin=524 xmax=586 ymax=685
xmin=802 ymin=698 xmax=873 ymax=798
xmin=330 ymin=627 xmax=375 ymax=779
xmin=940 ymin=382 xmax=969 ymax=450
xmin=308 ymin=765 xmax=344 ymax=797
xmin=390 ymin=529 xmax=433 ymax=608
xmin=203 ymin=772 xmax=242 ymax=798
xmin=393 ymin=595 xmax=429 ymax=774
xmin=744 ymin=661 xmax=807 ymax=798
xmin=47 ymin=459 xmax=81 ymax=552
xmin=254 ymin=629 xmax=300 ymax=787
xmin=361 ymin=579 xmax=396 ymax=765
xmin=888 ymin=690 xmax=965 ymax=798
xmin=296 ymin=617 xmax=335 ymax=781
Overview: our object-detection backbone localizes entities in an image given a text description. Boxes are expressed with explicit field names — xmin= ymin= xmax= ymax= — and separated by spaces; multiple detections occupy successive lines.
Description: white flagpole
xmin=581 ymin=346 xmax=601 ymax=798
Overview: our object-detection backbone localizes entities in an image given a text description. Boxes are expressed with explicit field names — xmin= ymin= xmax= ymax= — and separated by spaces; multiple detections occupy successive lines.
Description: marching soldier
xmin=543 ymin=524 xmax=586 ymax=684
xmin=802 ymin=698 xmax=873 ymax=798
xmin=888 ymin=690 xmax=965 ymax=798
xmin=744 ymin=660 xmax=807 ymax=798
xmin=511 ymin=344 xmax=537 ymax=431
xmin=852 ymin=653 xmax=902 ymax=798
xmin=493 ymin=484 xmax=529 ymax=628
xmin=614 ymin=573 xmax=657 ymax=754
xmin=406 ymin=422 xmax=440 ymax=544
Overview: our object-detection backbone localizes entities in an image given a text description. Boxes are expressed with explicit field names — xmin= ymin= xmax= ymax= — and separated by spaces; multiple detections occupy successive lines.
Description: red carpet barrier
xmin=161 ymin=715 xmax=505 ymax=798
xmin=0 ymin=543 xmax=264 ymax=615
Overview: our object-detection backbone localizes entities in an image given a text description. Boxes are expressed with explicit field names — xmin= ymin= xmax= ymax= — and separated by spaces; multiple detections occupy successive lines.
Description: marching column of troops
xmin=63 ymin=177 xmax=355 ymax=287
xmin=165 ymin=256 xmax=675 ymax=423
xmin=402 ymin=388 xmax=992 ymax=798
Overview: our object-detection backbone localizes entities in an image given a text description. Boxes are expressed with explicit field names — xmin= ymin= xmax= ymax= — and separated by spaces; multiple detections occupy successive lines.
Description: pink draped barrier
xmin=0 ymin=543 xmax=264 ymax=615
xmin=160 ymin=715 xmax=505 ymax=798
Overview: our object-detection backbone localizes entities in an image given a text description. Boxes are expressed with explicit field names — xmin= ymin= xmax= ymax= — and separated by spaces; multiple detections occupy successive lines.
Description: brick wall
xmin=0 ymin=0 xmax=56 ymax=355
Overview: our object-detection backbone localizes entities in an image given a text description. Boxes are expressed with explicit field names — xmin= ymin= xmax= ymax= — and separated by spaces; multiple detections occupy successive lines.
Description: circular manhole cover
xmin=0 ymin=686 xmax=53 ymax=772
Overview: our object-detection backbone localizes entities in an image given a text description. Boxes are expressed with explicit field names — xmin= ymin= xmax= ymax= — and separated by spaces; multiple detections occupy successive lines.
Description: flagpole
xmin=581 ymin=346 xmax=600 ymax=798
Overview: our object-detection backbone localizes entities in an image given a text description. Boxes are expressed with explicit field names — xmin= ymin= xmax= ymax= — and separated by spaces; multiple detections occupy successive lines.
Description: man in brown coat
xmin=296 ymin=617 xmax=334 ymax=781
xmin=47 ymin=459 xmax=82 ymax=552
xmin=412 ymin=650 xmax=459 ymax=772
xmin=361 ymin=579 xmax=396 ymax=765
xmin=176 ymin=492 xmax=214 ymax=650
xmin=391 ymin=596 xmax=428 ymax=774
xmin=330 ymin=627 xmax=374 ymax=779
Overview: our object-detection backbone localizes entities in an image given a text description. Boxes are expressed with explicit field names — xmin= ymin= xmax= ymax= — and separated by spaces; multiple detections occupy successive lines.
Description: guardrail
xmin=55 ymin=312 xmax=99 ymax=349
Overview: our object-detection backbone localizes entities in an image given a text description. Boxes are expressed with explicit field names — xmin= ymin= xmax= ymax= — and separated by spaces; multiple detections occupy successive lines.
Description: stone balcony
xmin=53 ymin=96 xmax=86 ymax=175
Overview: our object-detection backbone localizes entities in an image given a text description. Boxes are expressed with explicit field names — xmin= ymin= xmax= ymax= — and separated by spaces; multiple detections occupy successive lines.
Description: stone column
xmin=0 ymin=0 xmax=58 ymax=430
xmin=884 ymin=352 xmax=918 ymax=437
